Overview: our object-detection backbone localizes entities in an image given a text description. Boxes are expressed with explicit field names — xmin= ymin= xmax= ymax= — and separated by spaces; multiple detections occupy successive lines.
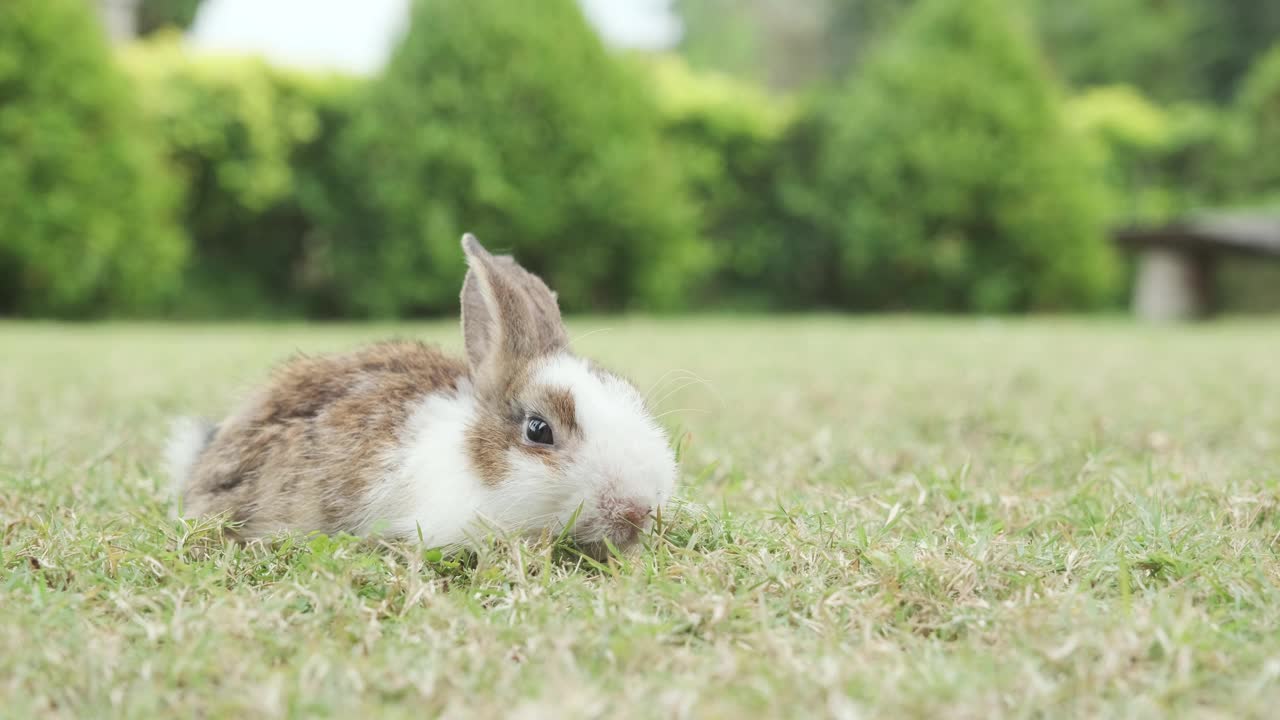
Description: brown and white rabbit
xmin=166 ymin=234 xmax=677 ymax=557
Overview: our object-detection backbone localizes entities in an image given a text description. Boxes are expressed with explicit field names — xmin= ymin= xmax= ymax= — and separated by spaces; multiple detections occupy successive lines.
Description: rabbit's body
xmin=176 ymin=341 xmax=470 ymax=541
xmin=169 ymin=236 xmax=677 ymax=555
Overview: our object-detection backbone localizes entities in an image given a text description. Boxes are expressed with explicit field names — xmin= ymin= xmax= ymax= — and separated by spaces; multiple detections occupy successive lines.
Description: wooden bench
xmin=1113 ymin=214 xmax=1280 ymax=321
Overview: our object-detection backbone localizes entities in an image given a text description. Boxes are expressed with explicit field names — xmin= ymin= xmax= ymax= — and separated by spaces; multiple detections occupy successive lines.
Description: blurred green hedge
xmin=26 ymin=0 xmax=1277 ymax=319
xmin=798 ymin=0 xmax=1119 ymax=312
xmin=1061 ymin=42 xmax=1280 ymax=225
xmin=1238 ymin=45 xmax=1280 ymax=203
xmin=318 ymin=0 xmax=706 ymax=317
xmin=0 ymin=0 xmax=186 ymax=317
xmin=1065 ymin=86 xmax=1236 ymax=223
xmin=120 ymin=37 xmax=357 ymax=317
xmin=639 ymin=55 xmax=841 ymax=309
xmin=136 ymin=0 xmax=204 ymax=36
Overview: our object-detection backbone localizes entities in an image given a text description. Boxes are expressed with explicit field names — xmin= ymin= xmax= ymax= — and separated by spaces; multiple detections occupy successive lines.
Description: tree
xmin=803 ymin=0 xmax=1118 ymax=311
xmin=1033 ymin=0 xmax=1280 ymax=103
xmin=676 ymin=0 xmax=830 ymax=90
xmin=1195 ymin=1 xmax=1280 ymax=102
xmin=1237 ymin=44 xmax=1280 ymax=201
xmin=1033 ymin=0 xmax=1198 ymax=101
xmin=674 ymin=0 xmax=914 ymax=90
xmin=0 ymin=0 xmax=186 ymax=316
xmin=677 ymin=1 xmax=1280 ymax=102
xmin=323 ymin=0 xmax=703 ymax=316
xmin=121 ymin=38 xmax=359 ymax=317
xmin=137 ymin=0 xmax=206 ymax=36
xmin=674 ymin=0 xmax=766 ymax=83
xmin=821 ymin=0 xmax=916 ymax=81
xmin=637 ymin=55 xmax=839 ymax=308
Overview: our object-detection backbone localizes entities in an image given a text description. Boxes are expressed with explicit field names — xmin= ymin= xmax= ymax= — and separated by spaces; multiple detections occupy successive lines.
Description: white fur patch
xmin=377 ymin=387 xmax=490 ymax=546
xmin=164 ymin=417 xmax=212 ymax=513
xmin=530 ymin=354 xmax=678 ymax=537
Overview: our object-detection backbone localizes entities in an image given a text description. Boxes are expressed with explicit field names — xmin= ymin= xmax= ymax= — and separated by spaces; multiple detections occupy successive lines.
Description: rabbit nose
xmin=618 ymin=499 xmax=653 ymax=528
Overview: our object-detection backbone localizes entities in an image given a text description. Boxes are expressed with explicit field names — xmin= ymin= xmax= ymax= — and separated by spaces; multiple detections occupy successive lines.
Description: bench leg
xmin=1132 ymin=248 xmax=1212 ymax=322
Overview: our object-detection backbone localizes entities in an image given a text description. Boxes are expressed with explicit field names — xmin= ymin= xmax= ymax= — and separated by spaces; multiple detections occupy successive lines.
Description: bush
xmin=0 ymin=0 xmax=187 ymax=317
xmin=639 ymin=55 xmax=836 ymax=308
xmin=1065 ymin=85 xmax=1179 ymax=222
xmin=120 ymin=38 xmax=358 ymax=316
xmin=1237 ymin=45 xmax=1280 ymax=202
xmin=1034 ymin=0 xmax=1280 ymax=104
xmin=803 ymin=0 xmax=1119 ymax=312
xmin=137 ymin=0 xmax=205 ymax=36
xmin=323 ymin=0 xmax=704 ymax=317
xmin=1032 ymin=0 xmax=1201 ymax=102
xmin=1066 ymin=86 xmax=1239 ymax=223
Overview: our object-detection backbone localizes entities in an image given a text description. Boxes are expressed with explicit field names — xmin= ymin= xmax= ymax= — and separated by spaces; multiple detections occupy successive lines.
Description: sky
xmin=188 ymin=0 xmax=682 ymax=74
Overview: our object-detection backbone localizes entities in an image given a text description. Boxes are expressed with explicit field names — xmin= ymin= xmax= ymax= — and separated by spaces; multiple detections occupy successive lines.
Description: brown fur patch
xmin=464 ymin=378 xmax=579 ymax=486
xmin=182 ymin=341 xmax=467 ymax=537
xmin=465 ymin=405 xmax=517 ymax=487
xmin=462 ymin=363 xmax=526 ymax=487
xmin=541 ymin=387 xmax=579 ymax=437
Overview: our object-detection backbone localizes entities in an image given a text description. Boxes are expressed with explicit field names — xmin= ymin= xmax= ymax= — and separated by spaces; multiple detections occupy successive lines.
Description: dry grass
xmin=2 ymin=316 xmax=1278 ymax=719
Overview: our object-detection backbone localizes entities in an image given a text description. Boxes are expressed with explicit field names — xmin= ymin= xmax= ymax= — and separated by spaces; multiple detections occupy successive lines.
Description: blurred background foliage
xmin=0 ymin=0 xmax=186 ymax=317
xmin=1 ymin=0 xmax=1278 ymax=318
xmin=322 ymin=0 xmax=703 ymax=318
xmin=798 ymin=0 xmax=1116 ymax=312
xmin=120 ymin=37 xmax=358 ymax=317
xmin=135 ymin=0 xmax=203 ymax=37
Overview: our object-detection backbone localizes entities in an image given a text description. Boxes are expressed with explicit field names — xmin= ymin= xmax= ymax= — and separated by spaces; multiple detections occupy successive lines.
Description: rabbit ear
xmin=460 ymin=234 xmax=568 ymax=392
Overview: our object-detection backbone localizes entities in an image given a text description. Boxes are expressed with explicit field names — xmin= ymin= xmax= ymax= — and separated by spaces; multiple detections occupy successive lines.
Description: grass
xmin=2 ymin=316 xmax=1279 ymax=718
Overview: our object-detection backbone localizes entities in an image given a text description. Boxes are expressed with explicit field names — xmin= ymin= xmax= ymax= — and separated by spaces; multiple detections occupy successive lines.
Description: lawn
xmin=1 ymin=317 xmax=1278 ymax=718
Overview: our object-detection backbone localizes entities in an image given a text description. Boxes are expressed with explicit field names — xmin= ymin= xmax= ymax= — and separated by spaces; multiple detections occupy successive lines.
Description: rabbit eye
xmin=525 ymin=416 xmax=554 ymax=445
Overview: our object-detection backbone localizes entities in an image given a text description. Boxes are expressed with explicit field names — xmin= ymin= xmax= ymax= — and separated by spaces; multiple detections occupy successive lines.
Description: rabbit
xmin=165 ymin=234 xmax=677 ymax=558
